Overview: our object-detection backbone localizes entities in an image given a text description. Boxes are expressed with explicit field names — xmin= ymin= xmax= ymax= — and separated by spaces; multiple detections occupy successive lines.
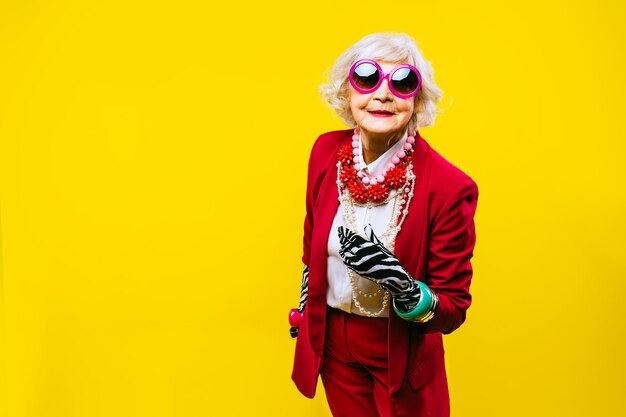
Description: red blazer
xmin=292 ymin=129 xmax=479 ymax=407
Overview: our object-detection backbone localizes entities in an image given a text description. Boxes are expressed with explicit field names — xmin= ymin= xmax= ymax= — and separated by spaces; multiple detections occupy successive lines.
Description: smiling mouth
xmin=368 ymin=110 xmax=394 ymax=117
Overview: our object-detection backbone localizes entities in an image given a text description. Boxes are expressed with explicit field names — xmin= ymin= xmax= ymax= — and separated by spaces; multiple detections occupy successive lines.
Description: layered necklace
xmin=335 ymin=128 xmax=417 ymax=317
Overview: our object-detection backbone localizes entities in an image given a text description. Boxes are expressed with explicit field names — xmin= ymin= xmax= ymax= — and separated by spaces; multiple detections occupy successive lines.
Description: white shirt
xmin=326 ymin=133 xmax=408 ymax=317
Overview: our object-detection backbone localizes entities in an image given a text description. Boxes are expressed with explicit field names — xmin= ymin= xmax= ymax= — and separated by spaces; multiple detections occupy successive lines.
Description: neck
xmin=360 ymin=129 xmax=406 ymax=165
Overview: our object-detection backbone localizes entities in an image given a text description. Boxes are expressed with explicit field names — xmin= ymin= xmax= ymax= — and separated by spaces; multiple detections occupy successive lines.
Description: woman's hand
xmin=338 ymin=225 xmax=421 ymax=311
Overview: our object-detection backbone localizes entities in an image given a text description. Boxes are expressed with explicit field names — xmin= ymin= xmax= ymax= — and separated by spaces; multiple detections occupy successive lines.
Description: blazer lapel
xmin=394 ymin=132 xmax=433 ymax=273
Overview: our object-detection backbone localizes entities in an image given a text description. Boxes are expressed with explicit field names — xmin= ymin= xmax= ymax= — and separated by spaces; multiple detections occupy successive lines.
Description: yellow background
xmin=1 ymin=1 xmax=625 ymax=416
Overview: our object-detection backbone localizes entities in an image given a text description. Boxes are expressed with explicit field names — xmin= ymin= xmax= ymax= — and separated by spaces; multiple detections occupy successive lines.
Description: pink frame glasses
xmin=348 ymin=59 xmax=422 ymax=99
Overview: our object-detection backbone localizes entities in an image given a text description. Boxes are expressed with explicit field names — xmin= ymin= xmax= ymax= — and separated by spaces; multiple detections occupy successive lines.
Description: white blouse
xmin=326 ymin=133 xmax=409 ymax=317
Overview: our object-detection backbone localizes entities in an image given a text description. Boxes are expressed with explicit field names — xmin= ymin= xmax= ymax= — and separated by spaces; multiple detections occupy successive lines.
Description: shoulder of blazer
xmin=416 ymin=134 xmax=479 ymax=219
xmin=309 ymin=129 xmax=352 ymax=165
xmin=306 ymin=129 xmax=352 ymax=190
xmin=419 ymin=135 xmax=474 ymax=186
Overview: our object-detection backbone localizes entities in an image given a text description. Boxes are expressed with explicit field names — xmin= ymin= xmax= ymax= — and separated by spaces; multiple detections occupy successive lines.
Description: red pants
xmin=320 ymin=307 xmax=392 ymax=417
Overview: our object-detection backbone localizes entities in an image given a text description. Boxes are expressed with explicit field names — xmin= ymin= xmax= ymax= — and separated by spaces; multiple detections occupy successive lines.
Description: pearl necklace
xmin=337 ymin=129 xmax=416 ymax=204
xmin=335 ymin=129 xmax=417 ymax=317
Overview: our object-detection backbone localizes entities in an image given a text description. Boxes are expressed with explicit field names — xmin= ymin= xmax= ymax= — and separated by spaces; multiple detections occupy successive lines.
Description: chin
xmin=361 ymin=123 xmax=402 ymax=136
xmin=360 ymin=118 xmax=406 ymax=133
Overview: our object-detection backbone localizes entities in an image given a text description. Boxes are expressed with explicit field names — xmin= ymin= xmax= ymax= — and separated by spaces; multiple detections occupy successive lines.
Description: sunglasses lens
xmin=352 ymin=62 xmax=380 ymax=91
xmin=391 ymin=67 xmax=419 ymax=95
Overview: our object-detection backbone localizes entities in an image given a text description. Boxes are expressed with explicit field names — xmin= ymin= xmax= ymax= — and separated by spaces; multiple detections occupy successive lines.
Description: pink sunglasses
xmin=348 ymin=59 xmax=422 ymax=99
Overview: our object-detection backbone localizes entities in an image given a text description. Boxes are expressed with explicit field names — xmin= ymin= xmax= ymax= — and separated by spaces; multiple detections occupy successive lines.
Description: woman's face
xmin=349 ymin=61 xmax=415 ymax=139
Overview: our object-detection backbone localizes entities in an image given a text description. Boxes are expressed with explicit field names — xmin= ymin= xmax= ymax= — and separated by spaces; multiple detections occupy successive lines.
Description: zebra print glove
xmin=337 ymin=225 xmax=422 ymax=312
xmin=296 ymin=264 xmax=309 ymax=313
xmin=289 ymin=265 xmax=309 ymax=338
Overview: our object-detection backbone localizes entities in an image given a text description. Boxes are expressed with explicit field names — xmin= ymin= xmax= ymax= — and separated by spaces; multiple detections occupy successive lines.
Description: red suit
xmin=292 ymin=129 xmax=479 ymax=416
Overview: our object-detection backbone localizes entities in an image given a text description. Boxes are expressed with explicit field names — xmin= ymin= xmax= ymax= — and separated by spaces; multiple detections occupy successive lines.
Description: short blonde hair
xmin=319 ymin=33 xmax=443 ymax=131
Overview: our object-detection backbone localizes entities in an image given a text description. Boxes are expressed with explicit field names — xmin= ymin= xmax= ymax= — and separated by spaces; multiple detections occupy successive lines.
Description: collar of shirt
xmin=358 ymin=131 xmax=409 ymax=178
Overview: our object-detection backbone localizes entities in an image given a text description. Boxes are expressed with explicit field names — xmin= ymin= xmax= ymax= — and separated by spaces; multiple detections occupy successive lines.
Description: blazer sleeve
xmin=301 ymin=138 xmax=321 ymax=267
xmin=302 ymin=170 xmax=313 ymax=267
xmin=422 ymin=177 xmax=479 ymax=334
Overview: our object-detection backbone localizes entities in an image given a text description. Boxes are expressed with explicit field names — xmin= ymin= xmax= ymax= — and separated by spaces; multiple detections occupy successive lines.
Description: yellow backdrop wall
xmin=1 ymin=1 xmax=625 ymax=416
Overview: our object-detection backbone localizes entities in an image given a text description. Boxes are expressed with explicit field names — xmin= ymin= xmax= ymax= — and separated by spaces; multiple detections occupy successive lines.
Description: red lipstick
xmin=368 ymin=110 xmax=394 ymax=118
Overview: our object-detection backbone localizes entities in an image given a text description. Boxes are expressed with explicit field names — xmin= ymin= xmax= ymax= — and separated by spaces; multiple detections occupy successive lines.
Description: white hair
xmin=319 ymin=33 xmax=443 ymax=131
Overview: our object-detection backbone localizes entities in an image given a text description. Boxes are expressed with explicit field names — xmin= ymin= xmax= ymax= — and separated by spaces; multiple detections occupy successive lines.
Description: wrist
xmin=393 ymin=281 xmax=438 ymax=323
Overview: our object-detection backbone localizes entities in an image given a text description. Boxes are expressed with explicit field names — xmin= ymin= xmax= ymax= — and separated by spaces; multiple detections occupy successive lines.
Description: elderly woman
xmin=288 ymin=33 xmax=479 ymax=417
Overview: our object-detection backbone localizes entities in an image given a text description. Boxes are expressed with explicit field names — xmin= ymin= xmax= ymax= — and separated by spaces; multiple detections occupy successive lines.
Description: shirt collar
xmin=358 ymin=131 xmax=408 ymax=178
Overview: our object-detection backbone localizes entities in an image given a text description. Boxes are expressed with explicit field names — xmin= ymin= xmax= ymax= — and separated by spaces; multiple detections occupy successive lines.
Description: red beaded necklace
xmin=337 ymin=130 xmax=416 ymax=204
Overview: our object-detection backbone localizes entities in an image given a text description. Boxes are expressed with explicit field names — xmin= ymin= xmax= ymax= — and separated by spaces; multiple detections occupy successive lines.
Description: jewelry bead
xmin=370 ymin=179 xmax=378 ymax=185
xmin=407 ymin=136 xmax=415 ymax=144
xmin=354 ymin=163 xmax=361 ymax=171
xmin=353 ymin=148 xmax=359 ymax=156
xmin=288 ymin=309 xmax=303 ymax=327
xmin=403 ymin=143 xmax=412 ymax=151
xmin=397 ymin=150 xmax=406 ymax=159
xmin=362 ymin=177 xmax=370 ymax=184
xmin=392 ymin=156 xmax=400 ymax=164
xmin=357 ymin=171 xmax=365 ymax=178
xmin=376 ymin=175 xmax=384 ymax=183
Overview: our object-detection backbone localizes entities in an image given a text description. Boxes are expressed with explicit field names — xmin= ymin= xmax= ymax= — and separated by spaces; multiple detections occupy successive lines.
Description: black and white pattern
xmin=290 ymin=264 xmax=309 ymax=338
xmin=297 ymin=264 xmax=309 ymax=313
xmin=338 ymin=225 xmax=422 ymax=312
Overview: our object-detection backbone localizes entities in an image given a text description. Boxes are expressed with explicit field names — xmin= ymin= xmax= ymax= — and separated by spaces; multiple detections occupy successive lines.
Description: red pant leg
xmin=321 ymin=307 xmax=391 ymax=417
xmin=392 ymin=360 xmax=450 ymax=417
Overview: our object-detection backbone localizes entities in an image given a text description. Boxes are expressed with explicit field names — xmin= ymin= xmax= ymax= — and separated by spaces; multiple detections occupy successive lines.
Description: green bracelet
xmin=393 ymin=281 xmax=434 ymax=321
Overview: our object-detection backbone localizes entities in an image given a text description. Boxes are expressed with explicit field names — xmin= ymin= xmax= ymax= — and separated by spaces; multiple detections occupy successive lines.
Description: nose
xmin=372 ymin=76 xmax=393 ymax=101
